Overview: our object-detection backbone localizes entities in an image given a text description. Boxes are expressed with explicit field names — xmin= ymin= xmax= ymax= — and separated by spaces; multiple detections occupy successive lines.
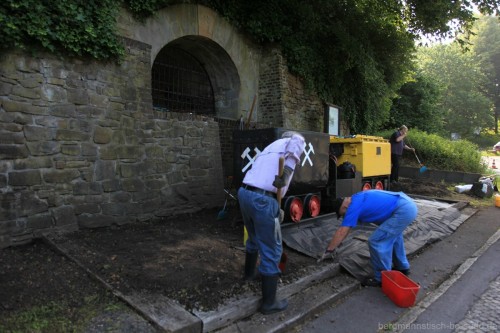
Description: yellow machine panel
xmin=330 ymin=135 xmax=391 ymax=177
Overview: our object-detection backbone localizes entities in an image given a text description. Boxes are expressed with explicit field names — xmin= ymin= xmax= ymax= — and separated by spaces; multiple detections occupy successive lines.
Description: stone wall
xmin=257 ymin=48 xmax=325 ymax=132
xmin=0 ymin=38 xmax=224 ymax=248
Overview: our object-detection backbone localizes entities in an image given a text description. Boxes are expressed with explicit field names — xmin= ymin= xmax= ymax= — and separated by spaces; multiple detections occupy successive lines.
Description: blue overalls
xmin=341 ymin=190 xmax=418 ymax=282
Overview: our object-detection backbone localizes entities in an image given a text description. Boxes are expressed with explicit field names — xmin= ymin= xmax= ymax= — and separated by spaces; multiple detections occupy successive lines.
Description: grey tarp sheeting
xmin=281 ymin=197 xmax=474 ymax=281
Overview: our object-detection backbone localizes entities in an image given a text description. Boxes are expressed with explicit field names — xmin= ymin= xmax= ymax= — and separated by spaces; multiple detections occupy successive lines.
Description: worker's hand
xmin=317 ymin=248 xmax=337 ymax=263
xmin=273 ymin=166 xmax=293 ymax=189
xmin=279 ymin=209 xmax=285 ymax=223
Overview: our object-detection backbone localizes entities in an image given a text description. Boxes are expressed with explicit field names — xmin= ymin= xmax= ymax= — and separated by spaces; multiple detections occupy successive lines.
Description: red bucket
xmin=382 ymin=270 xmax=420 ymax=307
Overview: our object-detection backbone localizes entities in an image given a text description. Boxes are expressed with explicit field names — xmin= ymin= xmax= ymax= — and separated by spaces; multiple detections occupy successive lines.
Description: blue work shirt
xmin=340 ymin=190 xmax=402 ymax=227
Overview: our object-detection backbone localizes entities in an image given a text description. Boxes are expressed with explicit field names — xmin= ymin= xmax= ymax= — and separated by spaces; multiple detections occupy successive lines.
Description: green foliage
xmin=417 ymin=43 xmax=494 ymax=136
xmin=407 ymin=130 xmax=487 ymax=173
xmin=201 ymin=0 xmax=416 ymax=133
xmin=376 ymin=129 xmax=488 ymax=173
xmin=1 ymin=0 xmax=499 ymax=133
xmin=387 ymin=73 xmax=445 ymax=134
xmin=0 ymin=0 xmax=125 ymax=60
xmin=468 ymin=131 xmax=500 ymax=149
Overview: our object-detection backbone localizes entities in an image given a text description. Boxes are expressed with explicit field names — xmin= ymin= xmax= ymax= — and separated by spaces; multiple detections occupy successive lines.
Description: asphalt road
xmin=293 ymin=206 xmax=500 ymax=333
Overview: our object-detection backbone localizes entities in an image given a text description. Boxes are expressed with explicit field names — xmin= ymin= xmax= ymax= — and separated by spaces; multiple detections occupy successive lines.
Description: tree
xmin=471 ymin=15 xmax=500 ymax=133
xmin=417 ymin=43 xmax=493 ymax=137
xmin=387 ymin=73 xmax=445 ymax=134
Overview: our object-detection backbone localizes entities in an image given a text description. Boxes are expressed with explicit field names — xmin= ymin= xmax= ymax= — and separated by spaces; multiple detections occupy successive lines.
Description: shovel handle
xmin=413 ymin=150 xmax=422 ymax=164
xmin=277 ymin=156 xmax=285 ymax=205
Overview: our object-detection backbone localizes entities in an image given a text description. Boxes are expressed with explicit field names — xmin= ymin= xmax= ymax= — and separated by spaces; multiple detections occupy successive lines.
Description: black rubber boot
xmin=243 ymin=252 xmax=259 ymax=281
xmin=260 ymin=275 xmax=288 ymax=315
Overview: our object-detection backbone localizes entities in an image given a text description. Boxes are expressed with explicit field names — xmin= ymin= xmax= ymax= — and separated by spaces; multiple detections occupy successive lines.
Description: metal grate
xmin=152 ymin=47 xmax=215 ymax=114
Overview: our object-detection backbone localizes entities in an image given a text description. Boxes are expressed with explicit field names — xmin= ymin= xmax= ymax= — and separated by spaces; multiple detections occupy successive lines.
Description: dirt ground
xmin=0 ymin=177 xmax=485 ymax=331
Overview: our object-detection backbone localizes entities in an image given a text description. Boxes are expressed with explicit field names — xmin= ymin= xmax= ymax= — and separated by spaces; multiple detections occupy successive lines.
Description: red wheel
xmin=375 ymin=181 xmax=384 ymax=190
xmin=304 ymin=194 xmax=321 ymax=217
xmin=362 ymin=182 xmax=372 ymax=191
xmin=284 ymin=196 xmax=303 ymax=223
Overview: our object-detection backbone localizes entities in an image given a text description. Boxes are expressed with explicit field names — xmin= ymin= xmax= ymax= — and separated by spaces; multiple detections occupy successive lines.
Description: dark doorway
xmin=152 ymin=46 xmax=215 ymax=115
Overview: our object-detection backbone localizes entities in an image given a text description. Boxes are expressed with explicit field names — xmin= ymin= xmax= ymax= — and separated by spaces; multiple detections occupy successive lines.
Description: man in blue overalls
xmin=238 ymin=131 xmax=305 ymax=315
xmin=320 ymin=190 xmax=418 ymax=287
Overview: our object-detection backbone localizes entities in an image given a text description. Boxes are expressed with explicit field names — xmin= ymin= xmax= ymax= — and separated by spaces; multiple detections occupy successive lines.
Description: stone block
xmin=141 ymin=197 xmax=162 ymax=213
xmin=73 ymin=203 xmax=101 ymax=215
xmin=115 ymin=145 xmax=143 ymax=159
xmin=52 ymin=205 xmax=77 ymax=226
xmin=8 ymin=170 xmax=42 ymax=186
xmin=95 ymin=160 xmax=116 ymax=181
xmin=55 ymin=129 xmax=90 ymax=141
xmin=101 ymin=203 xmax=127 ymax=216
xmin=99 ymin=146 xmax=117 ymax=159
xmin=120 ymin=163 xmax=143 ymax=178
xmin=18 ymin=192 xmax=49 ymax=217
xmin=27 ymin=213 xmax=54 ymax=230
xmin=110 ymin=191 xmax=132 ymax=203
xmin=61 ymin=144 xmax=81 ymax=156
xmin=14 ymin=156 xmax=53 ymax=170
xmin=41 ymin=84 xmax=67 ymax=102
xmin=102 ymin=179 xmax=121 ymax=192
xmin=81 ymin=143 xmax=98 ymax=156
xmin=77 ymin=214 xmax=112 ymax=228
xmin=0 ymin=132 xmax=24 ymax=144
xmin=0 ymin=235 xmax=12 ymax=249
xmin=0 ymin=144 xmax=29 ymax=159
xmin=94 ymin=126 xmax=113 ymax=144
xmin=26 ymin=141 xmax=60 ymax=155
xmin=0 ymin=174 xmax=6 ymax=188
xmin=24 ymin=125 xmax=54 ymax=141
xmin=12 ymin=85 xmax=41 ymax=99
xmin=50 ymin=104 xmax=76 ymax=117
xmin=43 ymin=169 xmax=80 ymax=183
xmin=10 ymin=232 xmax=34 ymax=246
xmin=0 ymin=219 xmax=27 ymax=235
xmin=67 ymin=88 xmax=89 ymax=105
xmin=122 ymin=178 xmax=145 ymax=192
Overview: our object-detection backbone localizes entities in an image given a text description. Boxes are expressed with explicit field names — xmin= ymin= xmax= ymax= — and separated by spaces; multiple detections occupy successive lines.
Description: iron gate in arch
xmin=152 ymin=47 xmax=215 ymax=115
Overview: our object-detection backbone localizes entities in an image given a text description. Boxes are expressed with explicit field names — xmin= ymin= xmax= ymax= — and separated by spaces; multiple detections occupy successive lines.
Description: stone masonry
xmin=0 ymin=38 xmax=224 ymax=248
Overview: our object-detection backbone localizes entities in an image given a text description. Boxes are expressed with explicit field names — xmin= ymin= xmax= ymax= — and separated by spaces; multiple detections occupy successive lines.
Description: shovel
xmin=276 ymin=156 xmax=287 ymax=273
xmin=406 ymin=139 xmax=427 ymax=173
xmin=412 ymin=150 xmax=427 ymax=173
xmin=217 ymin=198 xmax=228 ymax=220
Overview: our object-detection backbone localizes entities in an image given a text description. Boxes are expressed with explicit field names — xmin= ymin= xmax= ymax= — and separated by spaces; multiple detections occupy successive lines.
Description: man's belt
xmin=243 ymin=184 xmax=277 ymax=199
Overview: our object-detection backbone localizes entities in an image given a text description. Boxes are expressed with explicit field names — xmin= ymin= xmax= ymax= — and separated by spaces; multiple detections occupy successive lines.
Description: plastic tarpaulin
xmin=281 ymin=197 xmax=473 ymax=281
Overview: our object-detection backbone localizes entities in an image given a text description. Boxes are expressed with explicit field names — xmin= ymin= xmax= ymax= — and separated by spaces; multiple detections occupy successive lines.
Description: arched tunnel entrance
xmin=151 ymin=35 xmax=242 ymax=182
xmin=151 ymin=36 xmax=241 ymax=119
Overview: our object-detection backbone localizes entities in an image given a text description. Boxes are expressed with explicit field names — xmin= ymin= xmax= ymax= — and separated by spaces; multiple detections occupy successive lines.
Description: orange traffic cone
xmin=493 ymin=159 xmax=497 ymax=169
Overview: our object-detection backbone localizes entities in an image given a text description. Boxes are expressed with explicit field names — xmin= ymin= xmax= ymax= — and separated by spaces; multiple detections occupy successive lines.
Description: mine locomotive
xmin=233 ymin=128 xmax=391 ymax=223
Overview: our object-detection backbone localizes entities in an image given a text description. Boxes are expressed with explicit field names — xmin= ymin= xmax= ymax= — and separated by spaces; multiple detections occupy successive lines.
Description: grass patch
xmin=0 ymin=294 xmax=126 ymax=333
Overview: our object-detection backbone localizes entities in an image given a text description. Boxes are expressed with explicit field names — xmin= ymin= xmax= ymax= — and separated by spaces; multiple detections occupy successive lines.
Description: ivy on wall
xmin=1 ymin=0 xmax=496 ymax=133
xmin=0 ymin=0 xmax=125 ymax=60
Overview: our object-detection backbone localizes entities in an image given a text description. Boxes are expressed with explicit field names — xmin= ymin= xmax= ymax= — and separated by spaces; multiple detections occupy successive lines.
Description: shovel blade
xmin=419 ymin=165 xmax=427 ymax=173
xmin=217 ymin=210 xmax=228 ymax=220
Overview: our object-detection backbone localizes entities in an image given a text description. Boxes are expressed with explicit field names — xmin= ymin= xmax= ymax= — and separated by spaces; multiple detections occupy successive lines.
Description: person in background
xmin=390 ymin=125 xmax=415 ymax=183
xmin=319 ymin=190 xmax=418 ymax=287
xmin=238 ymin=131 xmax=305 ymax=315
